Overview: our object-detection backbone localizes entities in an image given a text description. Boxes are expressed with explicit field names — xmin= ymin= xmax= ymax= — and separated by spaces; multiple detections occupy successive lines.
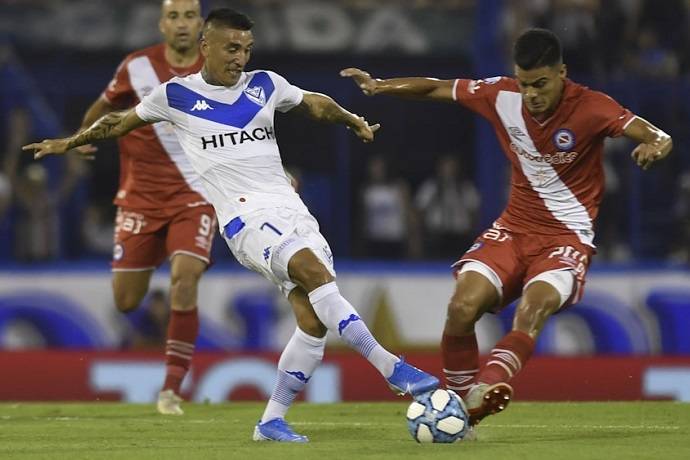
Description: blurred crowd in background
xmin=1 ymin=0 xmax=689 ymax=265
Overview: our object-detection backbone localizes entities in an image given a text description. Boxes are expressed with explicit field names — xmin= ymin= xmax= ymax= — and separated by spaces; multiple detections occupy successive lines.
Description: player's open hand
xmin=631 ymin=143 xmax=668 ymax=170
xmin=71 ymin=144 xmax=98 ymax=160
xmin=340 ymin=68 xmax=378 ymax=96
xmin=22 ymin=138 xmax=72 ymax=159
xmin=350 ymin=116 xmax=380 ymax=143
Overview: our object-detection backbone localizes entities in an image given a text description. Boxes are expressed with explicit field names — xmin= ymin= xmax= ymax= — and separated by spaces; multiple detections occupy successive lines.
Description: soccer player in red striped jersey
xmin=77 ymin=0 xmax=210 ymax=415
xmin=342 ymin=28 xmax=672 ymax=427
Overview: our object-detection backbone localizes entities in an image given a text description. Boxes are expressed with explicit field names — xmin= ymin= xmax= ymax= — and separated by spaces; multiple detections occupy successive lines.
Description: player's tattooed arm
xmin=623 ymin=116 xmax=673 ymax=170
xmin=340 ymin=68 xmax=455 ymax=102
xmin=72 ymin=96 xmax=118 ymax=158
xmin=23 ymin=109 xmax=149 ymax=159
xmin=295 ymin=91 xmax=381 ymax=143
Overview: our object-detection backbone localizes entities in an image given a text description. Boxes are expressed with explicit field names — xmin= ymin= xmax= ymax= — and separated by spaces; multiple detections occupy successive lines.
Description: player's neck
xmin=201 ymin=67 xmax=224 ymax=86
xmin=164 ymin=46 xmax=200 ymax=68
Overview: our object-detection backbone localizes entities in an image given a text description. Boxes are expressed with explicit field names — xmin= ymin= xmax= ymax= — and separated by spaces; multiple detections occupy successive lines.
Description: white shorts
xmin=222 ymin=207 xmax=336 ymax=297
xmin=459 ymin=261 xmax=575 ymax=309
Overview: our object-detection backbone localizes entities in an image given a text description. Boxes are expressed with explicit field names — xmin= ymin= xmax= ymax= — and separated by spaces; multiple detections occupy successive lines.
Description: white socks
xmin=261 ymin=327 xmax=326 ymax=423
xmin=308 ymin=281 xmax=398 ymax=378
xmin=261 ymin=281 xmax=400 ymax=424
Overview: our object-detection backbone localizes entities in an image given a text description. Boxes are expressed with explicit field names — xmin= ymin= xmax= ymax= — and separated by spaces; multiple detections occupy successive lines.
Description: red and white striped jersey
xmin=103 ymin=44 xmax=207 ymax=213
xmin=453 ymin=77 xmax=635 ymax=247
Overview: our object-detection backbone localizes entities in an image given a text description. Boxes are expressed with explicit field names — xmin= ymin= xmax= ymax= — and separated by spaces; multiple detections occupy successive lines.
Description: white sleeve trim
xmin=452 ymin=79 xmax=460 ymax=101
xmin=134 ymin=102 xmax=150 ymax=122
xmin=622 ymin=114 xmax=637 ymax=131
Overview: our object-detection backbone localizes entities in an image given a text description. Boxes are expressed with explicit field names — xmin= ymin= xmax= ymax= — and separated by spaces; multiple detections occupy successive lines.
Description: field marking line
xmin=291 ymin=421 xmax=681 ymax=430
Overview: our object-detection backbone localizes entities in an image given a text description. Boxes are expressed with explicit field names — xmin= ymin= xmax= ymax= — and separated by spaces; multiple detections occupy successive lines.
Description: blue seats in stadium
xmin=195 ymin=318 xmax=241 ymax=351
xmin=0 ymin=293 xmax=108 ymax=348
xmin=646 ymin=289 xmax=690 ymax=354
xmin=231 ymin=291 xmax=278 ymax=351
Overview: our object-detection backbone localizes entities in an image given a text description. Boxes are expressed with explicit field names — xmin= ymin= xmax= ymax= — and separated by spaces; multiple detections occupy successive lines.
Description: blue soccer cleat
xmin=386 ymin=357 xmax=440 ymax=397
xmin=252 ymin=418 xmax=309 ymax=443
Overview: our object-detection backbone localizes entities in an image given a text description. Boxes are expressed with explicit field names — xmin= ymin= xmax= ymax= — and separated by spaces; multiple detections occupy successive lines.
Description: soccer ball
xmin=406 ymin=389 xmax=469 ymax=443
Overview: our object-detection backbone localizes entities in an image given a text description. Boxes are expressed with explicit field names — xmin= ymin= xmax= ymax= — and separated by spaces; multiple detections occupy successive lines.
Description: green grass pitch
xmin=1 ymin=402 xmax=689 ymax=459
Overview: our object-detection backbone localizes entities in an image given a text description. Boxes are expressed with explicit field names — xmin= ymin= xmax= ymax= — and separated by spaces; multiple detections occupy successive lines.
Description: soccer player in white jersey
xmin=24 ymin=8 xmax=439 ymax=443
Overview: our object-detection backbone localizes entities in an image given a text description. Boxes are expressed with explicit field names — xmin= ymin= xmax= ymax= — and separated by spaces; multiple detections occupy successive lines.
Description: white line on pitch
xmin=291 ymin=421 xmax=681 ymax=430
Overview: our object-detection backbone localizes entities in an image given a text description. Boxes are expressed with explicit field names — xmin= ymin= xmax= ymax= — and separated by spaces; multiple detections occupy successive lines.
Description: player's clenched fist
xmin=341 ymin=68 xmax=379 ymax=96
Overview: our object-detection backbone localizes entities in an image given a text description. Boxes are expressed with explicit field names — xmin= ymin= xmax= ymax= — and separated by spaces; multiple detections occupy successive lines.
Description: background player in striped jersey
xmin=76 ymin=0 xmax=209 ymax=415
xmin=25 ymin=8 xmax=440 ymax=442
xmin=342 ymin=28 xmax=672 ymax=428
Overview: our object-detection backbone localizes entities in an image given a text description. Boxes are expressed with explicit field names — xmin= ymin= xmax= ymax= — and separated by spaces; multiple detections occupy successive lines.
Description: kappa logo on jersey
xmin=553 ymin=128 xmax=576 ymax=150
xmin=244 ymin=86 xmax=266 ymax=106
xmin=191 ymin=99 xmax=214 ymax=111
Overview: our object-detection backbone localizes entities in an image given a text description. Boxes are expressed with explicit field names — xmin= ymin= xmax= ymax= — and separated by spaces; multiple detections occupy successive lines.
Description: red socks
xmin=476 ymin=330 xmax=535 ymax=385
xmin=162 ymin=308 xmax=199 ymax=393
xmin=441 ymin=332 xmax=479 ymax=398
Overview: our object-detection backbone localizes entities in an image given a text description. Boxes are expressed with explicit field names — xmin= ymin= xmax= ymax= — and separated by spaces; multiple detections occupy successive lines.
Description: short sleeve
xmin=267 ymin=71 xmax=304 ymax=113
xmin=103 ymin=58 xmax=135 ymax=109
xmin=453 ymin=76 xmax=509 ymax=119
xmin=135 ymin=83 xmax=169 ymax=123
xmin=589 ymin=91 xmax=635 ymax=138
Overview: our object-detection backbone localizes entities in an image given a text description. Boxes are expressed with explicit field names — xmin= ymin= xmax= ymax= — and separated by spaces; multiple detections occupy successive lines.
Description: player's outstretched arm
xmin=23 ymin=109 xmax=149 ymax=159
xmin=340 ymin=68 xmax=455 ymax=102
xmin=294 ymin=91 xmax=380 ymax=143
xmin=72 ymin=96 xmax=118 ymax=158
xmin=623 ymin=117 xmax=673 ymax=170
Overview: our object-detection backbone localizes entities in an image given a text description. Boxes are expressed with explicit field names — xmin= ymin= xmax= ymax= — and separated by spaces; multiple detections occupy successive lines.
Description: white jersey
xmin=135 ymin=70 xmax=308 ymax=228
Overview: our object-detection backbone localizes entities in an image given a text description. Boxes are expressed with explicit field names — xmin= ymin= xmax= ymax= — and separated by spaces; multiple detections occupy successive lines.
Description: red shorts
xmin=453 ymin=223 xmax=594 ymax=311
xmin=112 ymin=205 xmax=217 ymax=271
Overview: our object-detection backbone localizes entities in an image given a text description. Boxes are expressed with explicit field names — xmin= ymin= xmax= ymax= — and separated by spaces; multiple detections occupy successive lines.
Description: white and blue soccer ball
xmin=406 ymin=389 xmax=470 ymax=443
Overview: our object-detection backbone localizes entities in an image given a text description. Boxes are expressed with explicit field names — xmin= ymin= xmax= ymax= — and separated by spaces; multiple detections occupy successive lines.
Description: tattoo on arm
xmin=300 ymin=93 xmax=357 ymax=128
xmin=67 ymin=111 xmax=129 ymax=149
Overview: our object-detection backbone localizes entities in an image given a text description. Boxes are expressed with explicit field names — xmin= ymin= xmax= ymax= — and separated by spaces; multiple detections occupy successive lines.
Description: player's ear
xmin=200 ymin=37 xmax=209 ymax=57
xmin=560 ymin=64 xmax=567 ymax=79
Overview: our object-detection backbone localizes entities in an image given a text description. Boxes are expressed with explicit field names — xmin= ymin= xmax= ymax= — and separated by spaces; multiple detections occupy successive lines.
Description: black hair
xmin=513 ymin=28 xmax=562 ymax=70
xmin=204 ymin=8 xmax=254 ymax=31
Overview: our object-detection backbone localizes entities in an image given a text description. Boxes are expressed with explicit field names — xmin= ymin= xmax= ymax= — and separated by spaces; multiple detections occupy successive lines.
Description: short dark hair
xmin=513 ymin=28 xmax=562 ymax=70
xmin=204 ymin=8 xmax=254 ymax=32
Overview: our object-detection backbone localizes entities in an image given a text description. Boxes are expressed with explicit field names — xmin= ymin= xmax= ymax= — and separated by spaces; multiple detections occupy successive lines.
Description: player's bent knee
xmin=288 ymin=254 xmax=334 ymax=292
xmin=170 ymin=272 xmax=201 ymax=308
xmin=112 ymin=271 xmax=153 ymax=313
xmin=113 ymin=291 xmax=144 ymax=313
xmin=170 ymin=271 xmax=202 ymax=290
xmin=447 ymin=292 xmax=485 ymax=326
xmin=513 ymin=293 xmax=562 ymax=335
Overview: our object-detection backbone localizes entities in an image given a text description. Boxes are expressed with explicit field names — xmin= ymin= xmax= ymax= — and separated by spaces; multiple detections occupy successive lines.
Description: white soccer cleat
xmin=465 ymin=382 xmax=513 ymax=426
xmin=157 ymin=389 xmax=184 ymax=415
